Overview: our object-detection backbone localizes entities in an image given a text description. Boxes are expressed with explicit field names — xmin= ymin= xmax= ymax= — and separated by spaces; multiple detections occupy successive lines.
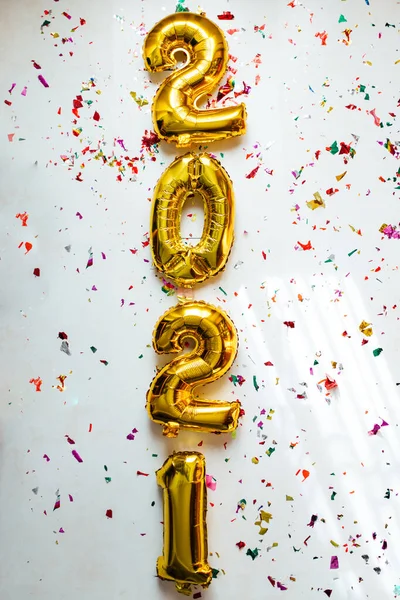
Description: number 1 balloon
xmin=156 ymin=452 xmax=212 ymax=595
xmin=143 ymin=12 xmax=247 ymax=147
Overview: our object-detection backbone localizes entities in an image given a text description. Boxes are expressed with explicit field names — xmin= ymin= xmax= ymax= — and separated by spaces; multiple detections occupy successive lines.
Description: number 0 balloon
xmin=143 ymin=13 xmax=247 ymax=147
xmin=150 ymin=152 xmax=235 ymax=288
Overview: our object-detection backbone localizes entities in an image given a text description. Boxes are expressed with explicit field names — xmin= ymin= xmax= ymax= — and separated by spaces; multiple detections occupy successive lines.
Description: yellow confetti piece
xmin=363 ymin=60 xmax=373 ymax=66
xmin=286 ymin=495 xmax=294 ymax=501
xmin=252 ymin=457 xmax=259 ymax=464
xmin=379 ymin=223 xmax=388 ymax=233
xmin=306 ymin=191 xmax=325 ymax=210
xmin=51 ymin=32 xmax=60 ymax=38
xmin=336 ymin=171 xmax=347 ymax=181
xmin=395 ymin=59 xmax=400 ymax=65
xmin=330 ymin=540 xmax=339 ymax=547
xmin=359 ymin=320 xmax=373 ymax=337
xmin=130 ymin=91 xmax=149 ymax=107
xmin=260 ymin=511 xmax=273 ymax=523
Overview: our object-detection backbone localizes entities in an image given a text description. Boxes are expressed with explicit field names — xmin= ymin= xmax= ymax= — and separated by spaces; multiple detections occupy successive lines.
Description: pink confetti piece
xmin=21 ymin=86 xmax=27 ymax=96
xmin=205 ymin=474 xmax=217 ymax=491
xmin=330 ymin=555 xmax=339 ymax=569
xmin=71 ymin=450 xmax=83 ymax=463
xmin=38 ymin=75 xmax=49 ymax=88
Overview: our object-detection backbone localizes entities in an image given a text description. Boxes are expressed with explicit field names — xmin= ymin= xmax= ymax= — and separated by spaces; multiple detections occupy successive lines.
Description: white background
xmin=1 ymin=0 xmax=400 ymax=598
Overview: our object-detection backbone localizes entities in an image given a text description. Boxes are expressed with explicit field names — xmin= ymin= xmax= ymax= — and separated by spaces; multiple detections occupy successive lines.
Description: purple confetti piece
xmin=43 ymin=454 xmax=50 ymax=462
xmin=330 ymin=555 xmax=339 ymax=569
xmin=38 ymin=74 xmax=49 ymax=88
xmin=68 ymin=494 xmax=74 ymax=502
xmin=277 ymin=582 xmax=288 ymax=591
xmin=116 ymin=138 xmax=127 ymax=151
xmin=59 ymin=528 xmax=65 ymax=533
xmin=76 ymin=212 xmax=83 ymax=219
xmin=72 ymin=450 xmax=83 ymax=463
xmin=91 ymin=285 xmax=97 ymax=291
xmin=53 ymin=499 xmax=60 ymax=511
xmin=126 ymin=428 xmax=138 ymax=441
xmin=101 ymin=252 xmax=106 ymax=259
xmin=8 ymin=83 xmax=16 ymax=94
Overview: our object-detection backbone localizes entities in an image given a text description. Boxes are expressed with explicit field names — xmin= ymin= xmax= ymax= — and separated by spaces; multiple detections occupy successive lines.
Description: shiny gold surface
xmin=143 ymin=13 xmax=246 ymax=147
xmin=150 ymin=152 xmax=235 ymax=287
xmin=156 ymin=452 xmax=212 ymax=595
xmin=147 ymin=301 xmax=240 ymax=437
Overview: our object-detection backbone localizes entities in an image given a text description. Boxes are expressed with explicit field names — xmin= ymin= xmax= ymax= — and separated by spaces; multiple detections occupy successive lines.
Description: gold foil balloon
xmin=147 ymin=300 xmax=240 ymax=437
xmin=156 ymin=451 xmax=212 ymax=595
xmin=151 ymin=152 xmax=234 ymax=288
xmin=143 ymin=12 xmax=247 ymax=147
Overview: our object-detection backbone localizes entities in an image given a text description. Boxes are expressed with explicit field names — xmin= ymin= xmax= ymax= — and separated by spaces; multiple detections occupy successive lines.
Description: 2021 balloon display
xmin=144 ymin=10 xmax=246 ymax=594
xmin=150 ymin=152 xmax=235 ymax=288
xmin=143 ymin=12 xmax=247 ymax=147
xmin=147 ymin=300 xmax=240 ymax=437
xmin=156 ymin=452 xmax=212 ymax=596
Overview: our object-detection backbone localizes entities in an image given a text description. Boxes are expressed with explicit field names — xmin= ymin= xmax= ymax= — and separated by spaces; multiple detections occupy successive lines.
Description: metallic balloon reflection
xmin=147 ymin=301 xmax=240 ymax=437
xmin=156 ymin=451 xmax=212 ymax=595
xmin=151 ymin=152 xmax=235 ymax=288
xmin=143 ymin=13 xmax=246 ymax=147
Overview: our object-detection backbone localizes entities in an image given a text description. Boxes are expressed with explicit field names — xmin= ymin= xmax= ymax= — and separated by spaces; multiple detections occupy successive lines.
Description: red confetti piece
xmin=137 ymin=471 xmax=149 ymax=476
xmin=297 ymin=240 xmax=312 ymax=250
xmin=32 ymin=60 xmax=41 ymax=69
xmin=4 ymin=99 xmax=12 ymax=106
xmin=217 ymin=11 xmax=235 ymax=20
xmin=236 ymin=541 xmax=246 ymax=549
xmin=283 ymin=321 xmax=295 ymax=328
xmin=315 ymin=30 xmax=328 ymax=45
xmin=30 ymin=377 xmax=43 ymax=391
xmin=93 ymin=111 xmax=100 ymax=121
xmin=33 ymin=267 xmax=40 ymax=277
xmin=264 ymin=361 xmax=274 ymax=366
xmin=246 ymin=165 xmax=260 ymax=179
xmin=106 ymin=509 xmax=113 ymax=519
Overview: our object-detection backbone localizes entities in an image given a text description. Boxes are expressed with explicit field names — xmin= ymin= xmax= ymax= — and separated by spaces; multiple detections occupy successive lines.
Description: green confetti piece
xmin=314 ymin=360 xmax=319 ymax=365
xmin=253 ymin=375 xmax=259 ymax=391
xmin=331 ymin=491 xmax=337 ymax=500
xmin=138 ymin=354 xmax=143 ymax=359
xmin=373 ymin=347 xmax=383 ymax=357
xmin=339 ymin=14 xmax=347 ymax=23
xmin=348 ymin=248 xmax=358 ymax=257
xmin=266 ymin=447 xmax=275 ymax=457
xmin=90 ymin=346 xmax=97 ymax=353
xmin=329 ymin=140 xmax=339 ymax=155
xmin=359 ymin=84 xmax=366 ymax=93
xmin=246 ymin=547 xmax=259 ymax=560
xmin=219 ymin=286 xmax=227 ymax=296
xmin=105 ymin=477 xmax=111 ymax=483
xmin=384 ymin=489 xmax=390 ymax=499
xmin=212 ymin=568 xmax=220 ymax=579
xmin=364 ymin=93 xmax=370 ymax=100
xmin=230 ymin=374 xmax=239 ymax=386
